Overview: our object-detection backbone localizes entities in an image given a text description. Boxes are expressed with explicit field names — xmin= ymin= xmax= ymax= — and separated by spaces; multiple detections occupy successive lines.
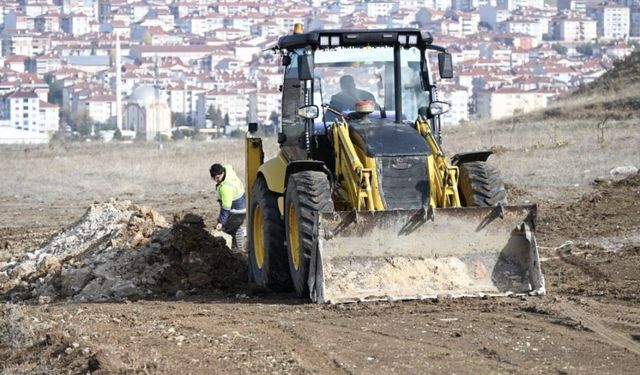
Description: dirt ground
xmin=1 ymin=173 xmax=640 ymax=374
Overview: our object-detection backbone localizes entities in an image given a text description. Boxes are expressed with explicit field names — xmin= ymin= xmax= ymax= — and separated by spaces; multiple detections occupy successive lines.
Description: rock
xmin=175 ymin=290 xmax=185 ymax=299
xmin=110 ymin=280 xmax=143 ymax=299
xmin=38 ymin=295 xmax=52 ymax=304
xmin=130 ymin=232 xmax=147 ymax=247
xmin=9 ymin=262 xmax=34 ymax=280
xmin=610 ymin=165 xmax=638 ymax=181
xmin=37 ymin=256 xmax=62 ymax=275
xmin=60 ymin=268 xmax=94 ymax=296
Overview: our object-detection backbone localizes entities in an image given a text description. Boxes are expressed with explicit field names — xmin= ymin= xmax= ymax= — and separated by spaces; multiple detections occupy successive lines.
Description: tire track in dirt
xmin=560 ymin=299 xmax=640 ymax=356
xmin=250 ymin=318 xmax=353 ymax=374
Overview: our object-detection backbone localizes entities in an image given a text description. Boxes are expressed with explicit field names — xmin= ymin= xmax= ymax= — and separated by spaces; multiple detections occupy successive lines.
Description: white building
xmin=253 ymin=87 xmax=282 ymax=127
xmin=0 ymin=90 xmax=59 ymax=135
xmin=476 ymin=87 xmax=555 ymax=119
xmin=82 ymin=95 xmax=116 ymax=124
xmin=166 ymin=85 xmax=206 ymax=125
xmin=61 ymin=13 xmax=91 ymax=36
xmin=588 ymin=4 xmax=631 ymax=39
xmin=498 ymin=19 xmax=545 ymax=42
xmin=439 ymin=84 xmax=470 ymax=125
xmin=361 ymin=1 xmax=398 ymax=18
xmin=196 ymin=89 xmax=252 ymax=132
xmin=549 ymin=15 xmax=598 ymax=42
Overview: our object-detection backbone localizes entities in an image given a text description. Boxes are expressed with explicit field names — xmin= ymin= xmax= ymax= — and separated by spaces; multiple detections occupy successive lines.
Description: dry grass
xmin=443 ymin=116 xmax=639 ymax=201
xmin=0 ymin=117 xmax=637 ymax=228
xmin=0 ymin=139 xmax=279 ymax=227
xmin=1 ymin=140 xmax=244 ymax=202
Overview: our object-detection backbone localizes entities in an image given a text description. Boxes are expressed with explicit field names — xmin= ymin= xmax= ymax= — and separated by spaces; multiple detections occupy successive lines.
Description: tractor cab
xmin=276 ymin=28 xmax=454 ymax=162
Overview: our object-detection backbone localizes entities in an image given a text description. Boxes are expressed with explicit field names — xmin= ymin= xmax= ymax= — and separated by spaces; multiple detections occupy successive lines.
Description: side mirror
xmin=282 ymin=55 xmax=291 ymax=66
xmin=438 ymin=52 xmax=453 ymax=79
xmin=297 ymin=105 xmax=319 ymax=119
xmin=248 ymin=122 xmax=258 ymax=133
xmin=298 ymin=54 xmax=314 ymax=81
xmin=429 ymin=101 xmax=450 ymax=116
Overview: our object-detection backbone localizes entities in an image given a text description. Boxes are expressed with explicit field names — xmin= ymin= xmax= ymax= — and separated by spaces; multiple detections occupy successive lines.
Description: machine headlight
xmin=398 ymin=34 xmax=407 ymax=45
xmin=429 ymin=101 xmax=450 ymax=116
xmin=408 ymin=35 xmax=418 ymax=45
xmin=330 ymin=36 xmax=340 ymax=46
xmin=320 ymin=36 xmax=329 ymax=46
xmin=297 ymin=105 xmax=319 ymax=119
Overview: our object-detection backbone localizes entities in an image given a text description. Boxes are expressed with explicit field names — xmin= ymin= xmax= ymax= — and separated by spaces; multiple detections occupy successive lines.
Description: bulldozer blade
xmin=308 ymin=205 xmax=545 ymax=304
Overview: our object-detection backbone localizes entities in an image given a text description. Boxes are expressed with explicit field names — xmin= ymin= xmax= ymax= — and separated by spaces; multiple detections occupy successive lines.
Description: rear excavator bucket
xmin=308 ymin=205 xmax=545 ymax=304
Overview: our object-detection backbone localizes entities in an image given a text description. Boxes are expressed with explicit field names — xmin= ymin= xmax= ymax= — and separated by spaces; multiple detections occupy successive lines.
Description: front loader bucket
xmin=308 ymin=205 xmax=545 ymax=304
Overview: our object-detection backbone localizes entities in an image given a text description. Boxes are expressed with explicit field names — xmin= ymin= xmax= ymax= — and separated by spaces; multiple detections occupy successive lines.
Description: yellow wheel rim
xmin=287 ymin=203 xmax=300 ymax=271
xmin=253 ymin=205 xmax=265 ymax=269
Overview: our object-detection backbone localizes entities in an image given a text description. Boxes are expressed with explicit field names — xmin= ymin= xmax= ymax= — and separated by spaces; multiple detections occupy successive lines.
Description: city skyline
xmin=0 ymin=0 xmax=637 ymax=143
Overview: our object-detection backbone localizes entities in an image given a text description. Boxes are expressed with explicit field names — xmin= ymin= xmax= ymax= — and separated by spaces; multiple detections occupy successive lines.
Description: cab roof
xmin=277 ymin=28 xmax=434 ymax=51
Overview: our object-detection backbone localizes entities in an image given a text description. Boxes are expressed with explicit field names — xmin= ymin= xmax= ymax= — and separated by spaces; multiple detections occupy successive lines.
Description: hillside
xmin=520 ymin=50 xmax=640 ymax=122
xmin=571 ymin=49 xmax=640 ymax=98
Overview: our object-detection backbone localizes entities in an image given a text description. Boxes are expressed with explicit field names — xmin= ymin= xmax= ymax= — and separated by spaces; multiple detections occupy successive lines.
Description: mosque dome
xmin=128 ymin=85 xmax=163 ymax=107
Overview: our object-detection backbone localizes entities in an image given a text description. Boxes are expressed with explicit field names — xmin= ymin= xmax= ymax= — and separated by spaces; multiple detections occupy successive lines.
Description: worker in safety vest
xmin=210 ymin=163 xmax=246 ymax=250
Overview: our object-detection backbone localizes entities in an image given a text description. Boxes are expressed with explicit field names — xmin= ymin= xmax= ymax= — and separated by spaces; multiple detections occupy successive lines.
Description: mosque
xmin=123 ymin=85 xmax=171 ymax=141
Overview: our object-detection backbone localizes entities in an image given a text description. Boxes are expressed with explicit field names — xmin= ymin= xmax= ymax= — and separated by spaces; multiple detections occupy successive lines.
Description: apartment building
xmin=167 ymin=84 xmax=206 ymax=124
xmin=588 ymin=4 xmax=631 ymax=39
xmin=81 ymin=95 xmax=116 ymax=124
xmin=0 ymin=90 xmax=58 ymax=133
xmin=549 ymin=14 xmax=597 ymax=42
xmin=631 ymin=7 xmax=640 ymax=37
xmin=439 ymin=84 xmax=470 ymax=125
xmin=476 ymin=87 xmax=554 ymax=119
xmin=196 ymin=88 xmax=252 ymax=131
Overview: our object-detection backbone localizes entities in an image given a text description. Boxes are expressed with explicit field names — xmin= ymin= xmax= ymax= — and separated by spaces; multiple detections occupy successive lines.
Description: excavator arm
xmin=416 ymin=117 xmax=461 ymax=208
xmin=331 ymin=118 xmax=379 ymax=211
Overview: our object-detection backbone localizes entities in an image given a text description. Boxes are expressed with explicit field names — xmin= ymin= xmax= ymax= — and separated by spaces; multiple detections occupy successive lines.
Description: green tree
xmin=172 ymin=112 xmax=188 ymax=127
xmin=113 ymin=127 xmax=123 ymax=141
xmin=72 ymin=108 xmax=93 ymax=137
xmin=172 ymin=128 xmax=185 ymax=140
xmin=552 ymin=43 xmax=568 ymax=55
xmin=207 ymin=104 xmax=217 ymax=123
xmin=576 ymin=43 xmax=594 ymax=56
xmin=45 ymin=74 xmax=63 ymax=105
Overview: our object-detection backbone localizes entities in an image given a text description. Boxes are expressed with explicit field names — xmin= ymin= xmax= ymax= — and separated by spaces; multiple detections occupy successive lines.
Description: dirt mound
xmin=538 ymin=172 xmax=640 ymax=246
xmin=537 ymin=173 xmax=640 ymax=302
xmin=0 ymin=199 xmax=248 ymax=302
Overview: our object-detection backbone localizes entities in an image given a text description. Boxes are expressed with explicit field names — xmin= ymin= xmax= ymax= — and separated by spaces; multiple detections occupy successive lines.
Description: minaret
xmin=115 ymin=32 xmax=122 ymax=131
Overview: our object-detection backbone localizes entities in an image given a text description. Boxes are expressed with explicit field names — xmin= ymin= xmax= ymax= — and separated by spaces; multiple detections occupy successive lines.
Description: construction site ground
xmin=1 ymin=143 xmax=639 ymax=374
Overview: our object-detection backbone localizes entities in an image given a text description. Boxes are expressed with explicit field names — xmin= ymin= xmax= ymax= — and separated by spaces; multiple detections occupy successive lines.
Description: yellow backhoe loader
xmin=245 ymin=27 xmax=545 ymax=303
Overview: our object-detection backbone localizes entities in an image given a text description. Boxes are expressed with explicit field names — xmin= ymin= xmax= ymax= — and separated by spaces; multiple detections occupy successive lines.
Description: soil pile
xmin=538 ymin=172 xmax=640 ymax=246
xmin=0 ymin=199 xmax=247 ymax=302
xmin=537 ymin=173 xmax=640 ymax=302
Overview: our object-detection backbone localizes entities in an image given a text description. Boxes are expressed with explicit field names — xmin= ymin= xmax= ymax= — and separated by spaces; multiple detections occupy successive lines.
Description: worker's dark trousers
xmin=223 ymin=213 xmax=245 ymax=249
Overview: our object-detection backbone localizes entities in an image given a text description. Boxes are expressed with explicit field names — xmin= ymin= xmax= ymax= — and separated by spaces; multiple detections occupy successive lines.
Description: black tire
xmin=284 ymin=171 xmax=334 ymax=298
xmin=247 ymin=178 xmax=291 ymax=291
xmin=458 ymin=161 xmax=507 ymax=207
